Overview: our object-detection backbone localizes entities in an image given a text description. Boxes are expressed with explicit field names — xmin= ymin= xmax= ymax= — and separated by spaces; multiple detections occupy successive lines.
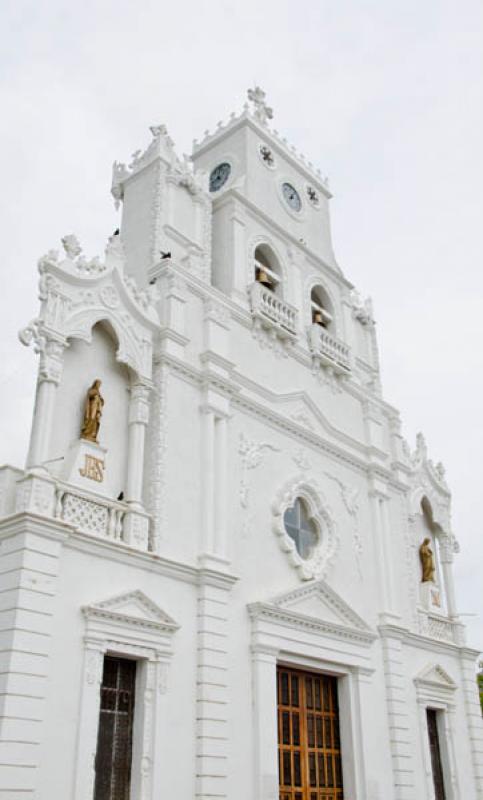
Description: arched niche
xmin=48 ymin=320 xmax=131 ymax=499
xmin=419 ymin=495 xmax=447 ymax=611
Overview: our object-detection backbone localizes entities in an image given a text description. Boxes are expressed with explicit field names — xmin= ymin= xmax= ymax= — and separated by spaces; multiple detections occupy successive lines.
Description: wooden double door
xmin=278 ymin=666 xmax=344 ymax=800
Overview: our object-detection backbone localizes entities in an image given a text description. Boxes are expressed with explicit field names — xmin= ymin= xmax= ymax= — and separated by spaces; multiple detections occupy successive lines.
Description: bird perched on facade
xmin=160 ymin=250 xmax=171 ymax=260
xmin=113 ymin=228 xmax=120 ymax=236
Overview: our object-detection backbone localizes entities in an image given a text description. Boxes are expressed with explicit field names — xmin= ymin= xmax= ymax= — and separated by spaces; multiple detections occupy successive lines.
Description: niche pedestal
xmin=62 ymin=438 xmax=111 ymax=498
xmin=419 ymin=580 xmax=442 ymax=612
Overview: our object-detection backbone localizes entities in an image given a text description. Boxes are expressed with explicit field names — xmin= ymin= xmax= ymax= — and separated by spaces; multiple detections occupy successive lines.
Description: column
xmin=124 ymin=381 xmax=151 ymax=549
xmin=439 ymin=538 xmax=457 ymax=618
xmin=252 ymin=649 xmax=278 ymax=800
xmin=201 ymin=409 xmax=216 ymax=555
xmin=126 ymin=382 xmax=151 ymax=508
xmin=416 ymin=700 xmax=434 ymax=799
xmin=73 ymin=643 xmax=105 ymax=800
xmin=201 ymin=405 xmax=229 ymax=562
xmin=214 ymin=415 xmax=227 ymax=558
xmin=442 ymin=705 xmax=460 ymax=799
xmin=0 ymin=515 xmax=68 ymax=797
xmin=26 ymin=337 xmax=65 ymax=470
xmin=370 ymin=483 xmax=397 ymax=619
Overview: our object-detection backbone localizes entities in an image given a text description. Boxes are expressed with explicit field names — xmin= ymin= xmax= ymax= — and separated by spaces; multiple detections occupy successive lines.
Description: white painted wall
xmin=1 ymin=105 xmax=482 ymax=800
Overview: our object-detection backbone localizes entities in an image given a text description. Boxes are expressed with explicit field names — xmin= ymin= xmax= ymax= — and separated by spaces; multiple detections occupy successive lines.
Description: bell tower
xmin=191 ymin=87 xmax=339 ymax=304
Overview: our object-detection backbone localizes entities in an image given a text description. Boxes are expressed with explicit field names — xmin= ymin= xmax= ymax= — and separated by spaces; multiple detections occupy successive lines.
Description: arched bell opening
xmin=254 ymin=243 xmax=282 ymax=296
xmin=310 ymin=285 xmax=334 ymax=330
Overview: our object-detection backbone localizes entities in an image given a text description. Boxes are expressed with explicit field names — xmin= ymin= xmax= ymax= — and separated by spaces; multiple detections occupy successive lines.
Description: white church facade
xmin=0 ymin=88 xmax=482 ymax=800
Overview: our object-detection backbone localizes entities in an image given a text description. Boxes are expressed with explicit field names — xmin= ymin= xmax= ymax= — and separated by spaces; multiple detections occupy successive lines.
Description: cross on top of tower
xmin=247 ymin=86 xmax=273 ymax=125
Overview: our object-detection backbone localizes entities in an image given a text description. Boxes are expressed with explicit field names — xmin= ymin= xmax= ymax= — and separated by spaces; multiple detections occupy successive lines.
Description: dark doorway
xmin=426 ymin=708 xmax=446 ymax=800
xmin=94 ymin=656 xmax=136 ymax=800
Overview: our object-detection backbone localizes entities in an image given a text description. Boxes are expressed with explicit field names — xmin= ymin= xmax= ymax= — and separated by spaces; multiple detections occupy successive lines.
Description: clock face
xmin=282 ymin=182 xmax=302 ymax=212
xmin=209 ymin=162 xmax=231 ymax=192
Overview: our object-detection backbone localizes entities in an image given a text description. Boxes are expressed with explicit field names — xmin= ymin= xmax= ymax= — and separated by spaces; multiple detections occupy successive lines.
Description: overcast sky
xmin=1 ymin=0 xmax=482 ymax=646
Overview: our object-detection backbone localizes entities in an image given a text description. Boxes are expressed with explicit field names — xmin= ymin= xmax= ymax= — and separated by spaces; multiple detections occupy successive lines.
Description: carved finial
xmin=105 ymin=231 xmax=125 ymax=268
xmin=149 ymin=124 xmax=168 ymax=138
xmin=247 ymin=86 xmax=273 ymax=125
xmin=61 ymin=234 xmax=82 ymax=260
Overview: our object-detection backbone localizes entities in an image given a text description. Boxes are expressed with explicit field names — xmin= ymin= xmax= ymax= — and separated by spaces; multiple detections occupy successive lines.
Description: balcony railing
xmin=308 ymin=324 xmax=351 ymax=373
xmin=249 ymin=282 xmax=298 ymax=338
xmin=55 ymin=485 xmax=126 ymax=542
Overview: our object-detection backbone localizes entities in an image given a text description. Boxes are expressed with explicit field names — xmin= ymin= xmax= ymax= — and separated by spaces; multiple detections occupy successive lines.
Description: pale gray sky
xmin=1 ymin=0 xmax=482 ymax=645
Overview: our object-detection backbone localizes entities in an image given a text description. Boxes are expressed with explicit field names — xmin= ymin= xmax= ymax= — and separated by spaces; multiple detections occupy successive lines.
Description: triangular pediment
xmin=83 ymin=590 xmax=179 ymax=631
xmin=249 ymin=579 xmax=375 ymax=646
xmin=415 ymin=663 xmax=456 ymax=690
xmin=271 ymin=580 xmax=371 ymax=631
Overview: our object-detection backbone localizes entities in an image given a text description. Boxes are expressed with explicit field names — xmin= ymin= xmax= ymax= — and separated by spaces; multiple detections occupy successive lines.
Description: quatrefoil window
xmin=283 ymin=498 xmax=318 ymax=560
xmin=273 ymin=478 xmax=339 ymax=581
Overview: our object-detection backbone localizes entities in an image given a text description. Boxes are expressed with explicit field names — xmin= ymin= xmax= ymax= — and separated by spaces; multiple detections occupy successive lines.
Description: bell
xmin=257 ymin=268 xmax=272 ymax=288
xmin=313 ymin=310 xmax=324 ymax=326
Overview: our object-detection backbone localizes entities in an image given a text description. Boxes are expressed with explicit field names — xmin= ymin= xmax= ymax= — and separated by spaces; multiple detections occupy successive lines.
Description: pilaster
xmin=378 ymin=627 xmax=415 ymax=799
xmin=251 ymin=648 xmax=279 ymax=800
xmin=458 ymin=651 xmax=483 ymax=797
xmin=195 ymin=565 xmax=237 ymax=800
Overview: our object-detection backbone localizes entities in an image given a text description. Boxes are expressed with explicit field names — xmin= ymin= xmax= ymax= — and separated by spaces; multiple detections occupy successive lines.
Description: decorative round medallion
xmin=306 ymin=185 xmax=320 ymax=207
xmin=282 ymin=182 xmax=302 ymax=212
xmin=209 ymin=162 xmax=231 ymax=192
xmin=258 ymin=143 xmax=275 ymax=168
xmin=99 ymin=285 xmax=120 ymax=309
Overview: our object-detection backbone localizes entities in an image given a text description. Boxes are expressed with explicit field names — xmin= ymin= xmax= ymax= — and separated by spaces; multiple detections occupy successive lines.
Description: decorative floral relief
xmin=239 ymin=433 xmax=279 ymax=509
xmin=324 ymin=472 xmax=362 ymax=576
xmin=292 ymin=449 xmax=312 ymax=472
xmin=350 ymin=289 xmax=374 ymax=326
xmin=312 ymin=363 xmax=344 ymax=394
xmin=251 ymin=322 xmax=290 ymax=358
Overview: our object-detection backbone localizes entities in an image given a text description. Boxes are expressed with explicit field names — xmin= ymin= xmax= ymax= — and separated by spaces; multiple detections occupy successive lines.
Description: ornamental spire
xmin=247 ymin=86 xmax=273 ymax=125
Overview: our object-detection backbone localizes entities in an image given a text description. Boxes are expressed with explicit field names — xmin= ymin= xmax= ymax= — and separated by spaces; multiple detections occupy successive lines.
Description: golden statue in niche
xmin=419 ymin=537 xmax=436 ymax=583
xmin=80 ymin=379 xmax=104 ymax=443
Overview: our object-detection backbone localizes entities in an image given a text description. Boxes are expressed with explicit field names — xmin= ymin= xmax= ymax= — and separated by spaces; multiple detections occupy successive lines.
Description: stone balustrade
xmin=0 ymin=466 xmax=151 ymax=553
xmin=249 ymin=282 xmax=298 ymax=338
xmin=308 ymin=324 xmax=351 ymax=373
xmin=55 ymin=485 xmax=126 ymax=543
xmin=418 ymin=610 xmax=465 ymax=645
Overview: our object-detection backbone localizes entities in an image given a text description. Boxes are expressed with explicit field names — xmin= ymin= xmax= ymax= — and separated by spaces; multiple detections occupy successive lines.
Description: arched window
xmin=310 ymin=285 xmax=333 ymax=329
xmin=254 ymin=244 xmax=281 ymax=295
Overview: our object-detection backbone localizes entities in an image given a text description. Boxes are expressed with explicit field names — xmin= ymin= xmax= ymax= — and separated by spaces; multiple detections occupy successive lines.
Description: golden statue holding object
xmin=80 ymin=379 xmax=104 ymax=443
xmin=419 ymin=537 xmax=436 ymax=583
